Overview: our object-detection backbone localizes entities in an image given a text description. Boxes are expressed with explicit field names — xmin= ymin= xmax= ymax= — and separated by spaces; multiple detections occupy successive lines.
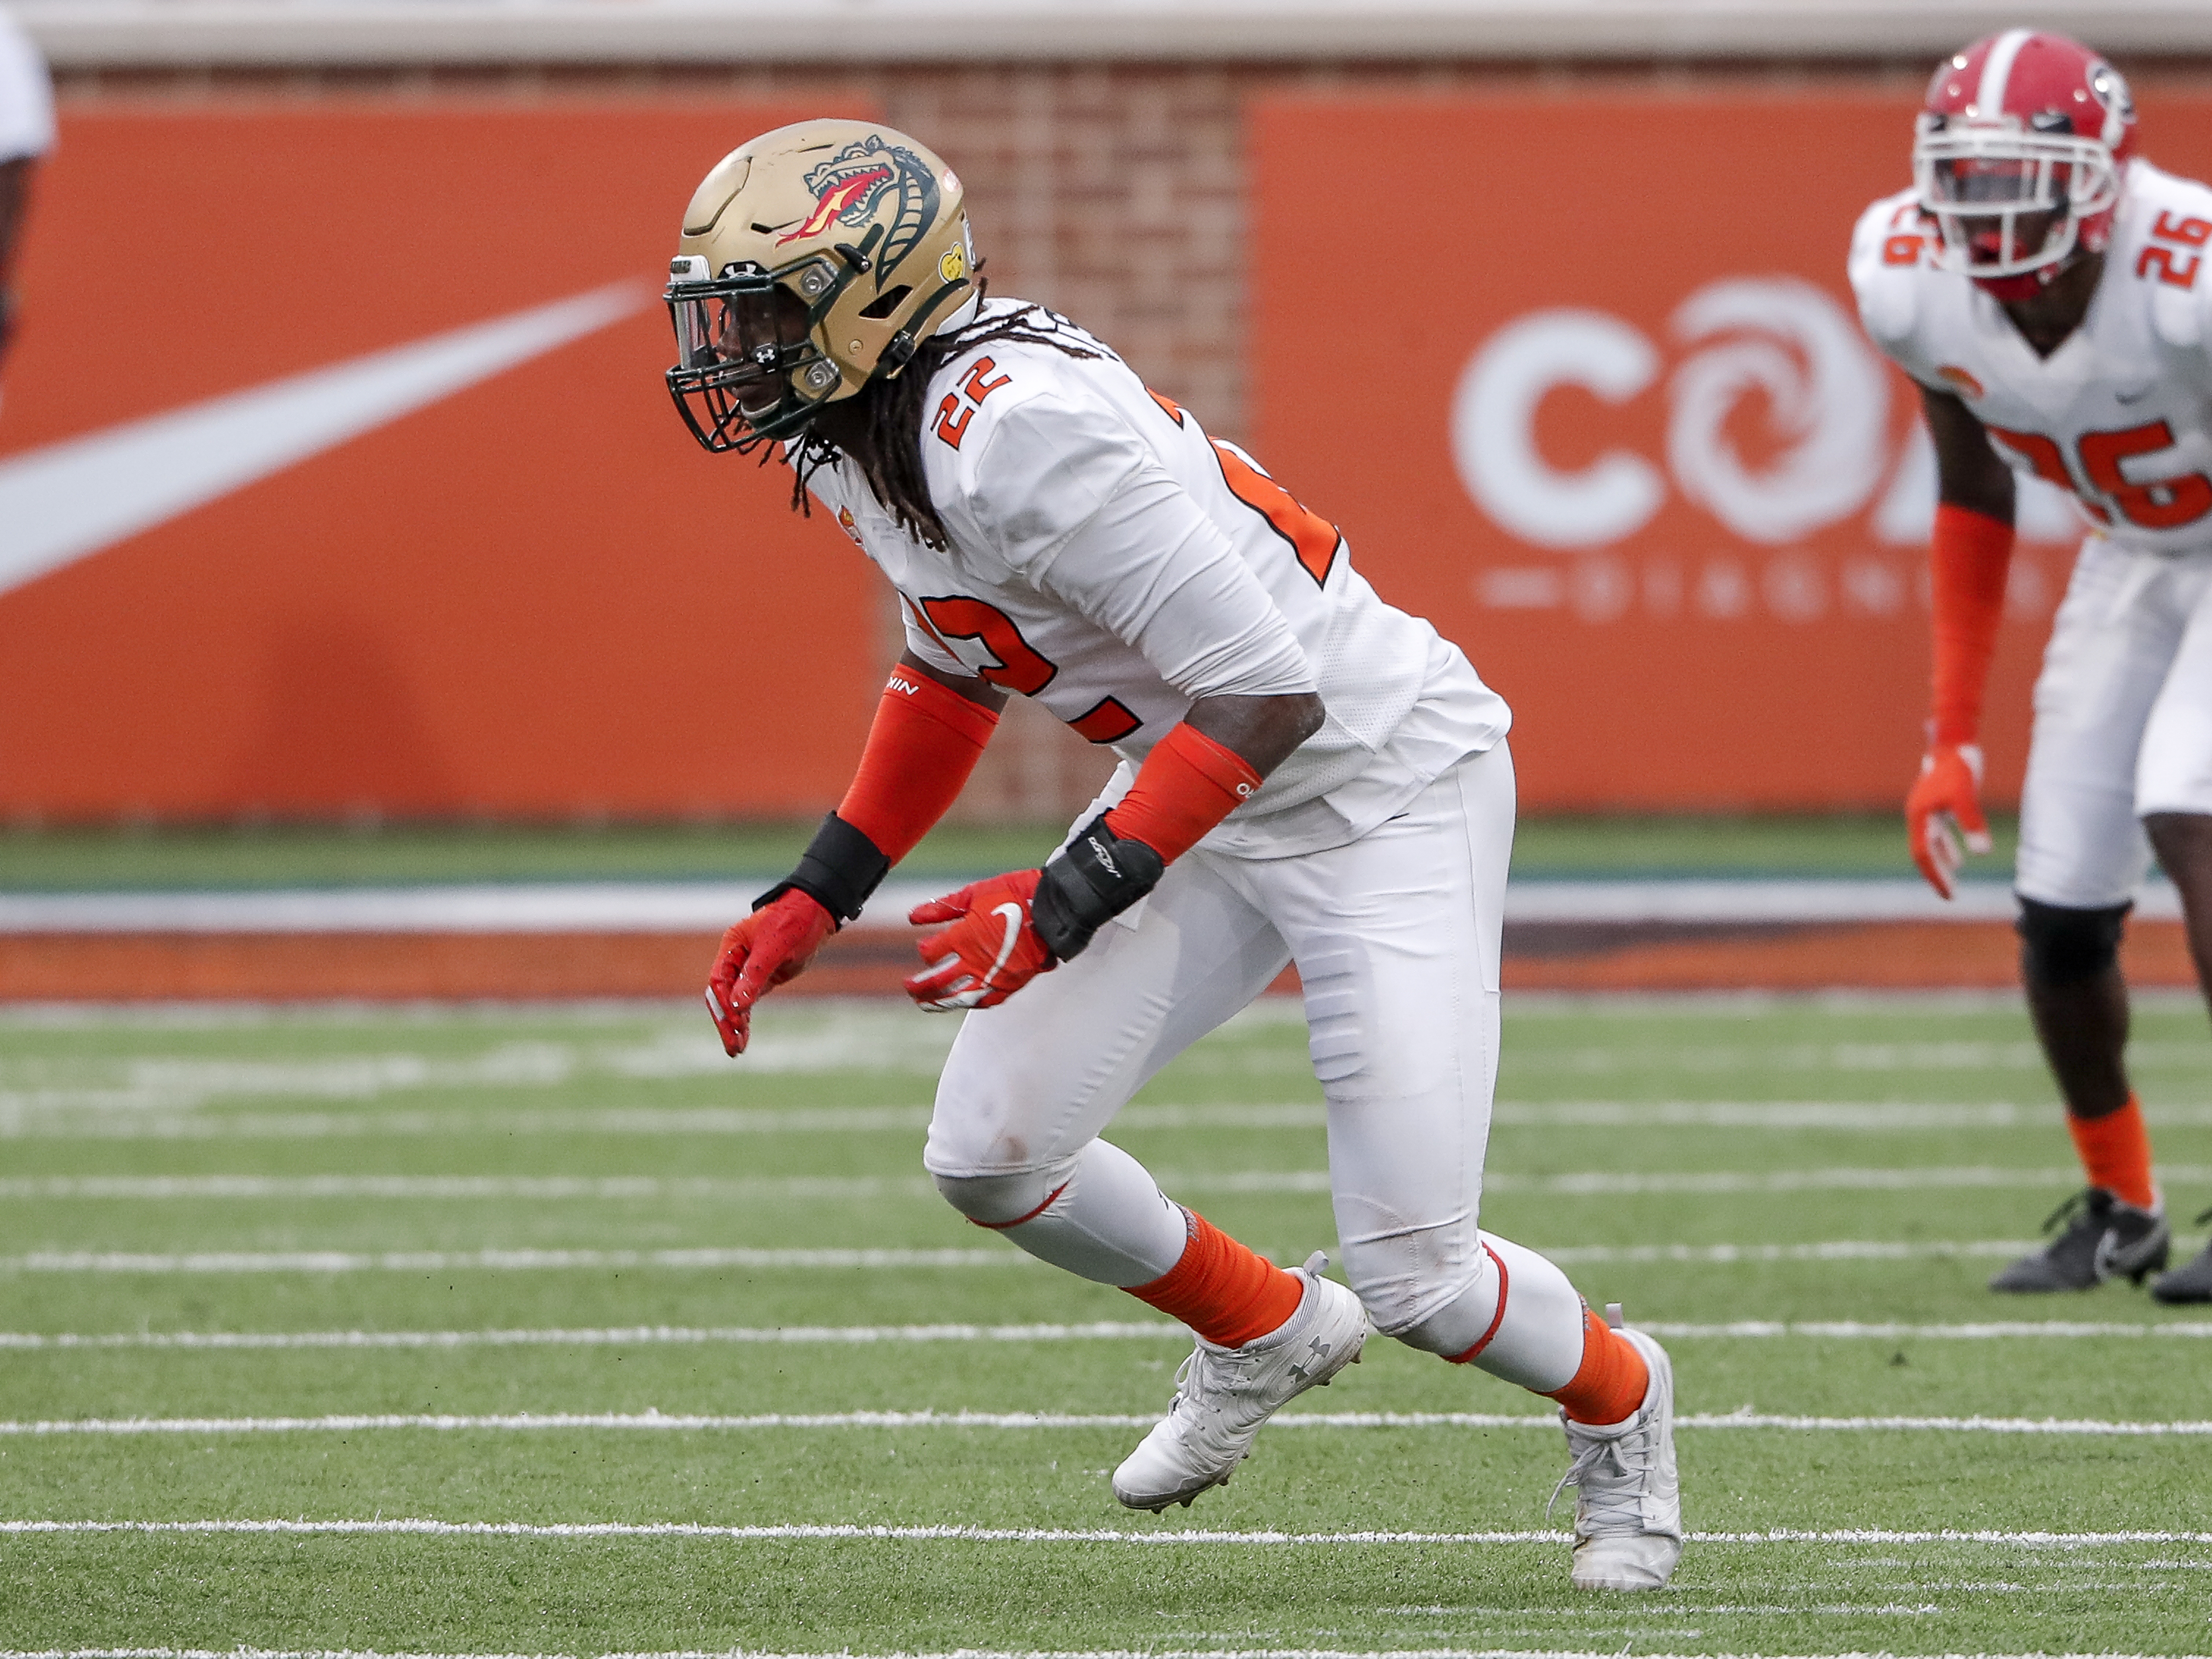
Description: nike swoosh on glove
xmin=705 ymin=889 xmax=835 ymax=1055
xmin=1906 ymin=741 xmax=1992 ymax=901
xmin=904 ymin=871 xmax=1056 ymax=1012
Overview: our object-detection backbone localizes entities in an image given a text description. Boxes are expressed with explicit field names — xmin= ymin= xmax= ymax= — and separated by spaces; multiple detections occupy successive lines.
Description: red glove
xmin=904 ymin=871 xmax=1056 ymax=1012
xmin=704 ymin=889 xmax=835 ymax=1055
xmin=1906 ymin=741 xmax=1992 ymax=900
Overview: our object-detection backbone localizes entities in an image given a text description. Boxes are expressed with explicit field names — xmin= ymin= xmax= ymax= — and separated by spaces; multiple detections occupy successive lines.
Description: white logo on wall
xmin=1453 ymin=276 xmax=2077 ymax=623
xmin=0 ymin=284 xmax=649 ymax=601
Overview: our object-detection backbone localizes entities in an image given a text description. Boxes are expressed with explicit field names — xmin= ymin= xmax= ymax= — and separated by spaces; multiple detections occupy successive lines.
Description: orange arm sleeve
xmin=1103 ymin=721 xmax=1264 ymax=864
xmin=1928 ymin=502 xmax=2015 ymax=747
xmin=835 ymin=667 xmax=1001 ymax=865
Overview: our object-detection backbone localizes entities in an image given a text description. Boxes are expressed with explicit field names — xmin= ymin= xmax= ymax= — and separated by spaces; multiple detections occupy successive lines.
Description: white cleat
xmin=1112 ymin=1251 xmax=1368 ymax=1512
xmin=1552 ymin=1316 xmax=1682 ymax=1592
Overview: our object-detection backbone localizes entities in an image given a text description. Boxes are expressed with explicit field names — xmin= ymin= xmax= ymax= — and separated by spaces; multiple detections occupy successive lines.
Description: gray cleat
xmin=1989 ymin=1188 xmax=2169 ymax=1292
xmin=2151 ymin=1209 xmax=2212 ymax=1305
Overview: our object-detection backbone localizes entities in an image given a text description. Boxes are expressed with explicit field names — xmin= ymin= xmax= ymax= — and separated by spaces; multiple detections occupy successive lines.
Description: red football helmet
xmin=1913 ymin=30 xmax=2136 ymax=299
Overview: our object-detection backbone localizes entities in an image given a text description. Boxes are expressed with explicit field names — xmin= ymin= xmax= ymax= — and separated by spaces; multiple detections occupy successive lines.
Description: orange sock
xmin=2069 ymin=1094 xmax=2158 ymax=1211
xmin=1546 ymin=1306 xmax=1650 ymax=1426
xmin=1125 ymin=1208 xmax=1305 ymax=1349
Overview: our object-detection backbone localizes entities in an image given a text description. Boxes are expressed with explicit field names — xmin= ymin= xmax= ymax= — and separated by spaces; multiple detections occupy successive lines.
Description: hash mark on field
xmin=7 ymin=1318 xmax=2210 ymax=1352
xmin=5 ymin=1518 xmax=2211 ymax=1546
xmin=8 ymin=1165 xmax=2202 ymax=1201
xmin=8 ymin=1410 xmax=2208 ymax=1435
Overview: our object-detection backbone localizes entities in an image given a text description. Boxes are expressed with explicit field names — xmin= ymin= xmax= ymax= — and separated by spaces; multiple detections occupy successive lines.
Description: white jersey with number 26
xmin=800 ymin=298 xmax=1509 ymax=858
xmin=1849 ymin=161 xmax=2212 ymax=558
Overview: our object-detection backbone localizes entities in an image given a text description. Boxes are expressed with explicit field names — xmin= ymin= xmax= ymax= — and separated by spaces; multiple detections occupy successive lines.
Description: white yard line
xmin=0 ymin=1105 xmax=943 ymax=1142
xmin=0 ymin=988 xmax=2100 ymax=1023
xmin=10 ymin=1165 xmax=2206 ymax=1201
xmin=2 ymin=1653 xmax=2206 ymax=1659
xmin=6 ymin=1653 xmax=2208 ymax=1659
xmin=1639 ymin=1319 xmax=2212 ymax=1339
xmin=1542 ymin=1241 xmax=2032 ymax=1263
xmin=7 ymin=1318 xmax=2211 ymax=1352
xmin=0 ymin=876 xmax=2106 ymax=933
xmin=0 ymin=1248 xmax=1032 ymax=1273
xmin=6 ymin=1409 xmax=2208 ymax=1436
xmin=0 ymin=1322 xmax=1186 ymax=1350
xmin=2 ymin=1518 xmax=2207 ymax=1546
xmin=15 ymin=1100 xmax=2212 ymax=1140
xmin=0 ymin=1241 xmax=2040 ymax=1274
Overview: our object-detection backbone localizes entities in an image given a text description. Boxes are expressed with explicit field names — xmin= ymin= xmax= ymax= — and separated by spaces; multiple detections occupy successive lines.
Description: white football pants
xmin=2017 ymin=536 xmax=2212 ymax=908
xmin=923 ymin=740 xmax=1589 ymax=1393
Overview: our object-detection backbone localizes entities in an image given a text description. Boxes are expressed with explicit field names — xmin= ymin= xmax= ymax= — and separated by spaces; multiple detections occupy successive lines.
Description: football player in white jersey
xmin=664 ymin=121 xmax=1683 ymax=1589
xmin=1850 ymin=30 xmax=2212 ymax=1301
xmin=0 ymin=6 xmax=53 ymax=412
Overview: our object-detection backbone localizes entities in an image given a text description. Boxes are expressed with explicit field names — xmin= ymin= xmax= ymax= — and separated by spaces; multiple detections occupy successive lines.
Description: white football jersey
xmin=0 ymin=8 xmax=52 ymax=165
xmin=1850 ymin=162 xmax=2212 ymax=557
xmin=801 ymin=298 xmax=1508 ymax=857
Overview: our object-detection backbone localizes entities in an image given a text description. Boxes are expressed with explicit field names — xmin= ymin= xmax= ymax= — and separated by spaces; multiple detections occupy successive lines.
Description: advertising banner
xmin=1252 ymin=91 xmax=2212 ymax=809
xmin=0 ymin=99 xmax=883 ymax=820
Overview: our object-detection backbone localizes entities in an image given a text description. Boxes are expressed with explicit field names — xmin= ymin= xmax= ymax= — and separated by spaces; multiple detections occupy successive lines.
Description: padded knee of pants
xmin=1333 ymin=1228 xmax=1471 ymax=1339
xmin=1393 ymin=1274 xmax=1493 ymax=1355
xmin=2018 ymin=896 xmax=2131 ymax=988
xmin=931 ymin=1157 xmax=1079 ymax=1228
xmin=1388 ymin=1233 xmax=1587 ymax=1392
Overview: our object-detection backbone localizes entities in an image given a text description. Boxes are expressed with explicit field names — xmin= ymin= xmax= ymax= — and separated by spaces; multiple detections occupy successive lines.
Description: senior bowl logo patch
xmin=784 ymin=136 xmax=941 ymax=285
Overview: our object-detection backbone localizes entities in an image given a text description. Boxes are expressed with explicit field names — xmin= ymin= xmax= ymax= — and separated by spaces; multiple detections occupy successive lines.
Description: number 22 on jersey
xmin=932 ymin=357 xmax=1012 ymax=450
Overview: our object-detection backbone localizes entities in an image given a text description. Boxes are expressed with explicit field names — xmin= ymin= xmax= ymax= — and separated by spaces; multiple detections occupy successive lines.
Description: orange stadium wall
xmin=0 ymin=99 xmax=890 ymax=821
xmin=6 ymin=64 xmax=2211 ymax=819
xmin=1246 ymin=88 xmax=2212 ymax=811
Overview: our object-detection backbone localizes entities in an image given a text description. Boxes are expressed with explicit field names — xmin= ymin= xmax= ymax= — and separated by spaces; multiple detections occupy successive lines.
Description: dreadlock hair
xmin=788 ymin=286 xmax=1105 ymax=549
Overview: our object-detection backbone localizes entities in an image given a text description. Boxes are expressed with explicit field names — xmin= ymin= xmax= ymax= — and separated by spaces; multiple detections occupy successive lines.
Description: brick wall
xmin=55 ymin=55 xmax=2212 ymax=824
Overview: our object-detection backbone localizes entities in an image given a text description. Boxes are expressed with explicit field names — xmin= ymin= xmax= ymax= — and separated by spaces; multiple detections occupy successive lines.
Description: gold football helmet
xmin=665 ymin=119 xmax=976 ymax=452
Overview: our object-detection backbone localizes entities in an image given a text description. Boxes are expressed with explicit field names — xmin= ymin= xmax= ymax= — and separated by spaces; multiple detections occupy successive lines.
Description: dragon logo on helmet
xmin=780 ymin=135 xmax=941 ymax=285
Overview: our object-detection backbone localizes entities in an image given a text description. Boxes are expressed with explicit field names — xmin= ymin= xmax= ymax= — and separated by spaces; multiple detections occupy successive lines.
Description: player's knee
xmin=1333 ymin=1229 xmax=1476 ymax=1340
xmin=2018 ymin=896 xmax=2130 ymax=988
xmin=930 ymin=1155 xmax=1078 ymax=1228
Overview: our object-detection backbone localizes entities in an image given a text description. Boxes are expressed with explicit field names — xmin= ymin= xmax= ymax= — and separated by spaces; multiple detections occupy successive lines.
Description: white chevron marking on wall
xmin=0 ymin=281 xmax=649 ymax=600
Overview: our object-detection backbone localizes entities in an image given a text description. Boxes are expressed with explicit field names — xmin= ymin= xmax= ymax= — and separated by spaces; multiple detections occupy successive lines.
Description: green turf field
xmin=0 ymin=811 xmax=2022 ymax=888
xmin=3 ymin=992 xmax=2209 ymax=1655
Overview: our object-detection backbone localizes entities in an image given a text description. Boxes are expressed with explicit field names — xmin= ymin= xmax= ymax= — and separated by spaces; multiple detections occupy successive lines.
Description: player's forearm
xmin=835 ymin=656 xmax=1001 ymax=865
xmin=758 ymin=658 xmax=1002 ymax=925
xmin=894 ymin=650 xmax=1008 ymax=716
xmin=1926 ymin=504 xmax=2014 ymax=746
xmin=1917 ymin=388 xmax=2016 ymax=746
xmin=1922 ymin=384 xmax=2015 ymax=526
xmin=1182 ymin=691 xmax=1325 ymax=780
xmin=0 ymin=159 xmax=34 ymax=372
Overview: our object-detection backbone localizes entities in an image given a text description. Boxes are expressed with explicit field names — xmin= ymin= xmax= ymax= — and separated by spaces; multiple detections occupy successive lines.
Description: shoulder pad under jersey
xmin=1847 ymin=188 xmax=1936 ymax=355
xmin=2126 ymin=163 xmax=2212 ymax=354
xmin=921 ymin=333 xmax=1148 ymax=575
